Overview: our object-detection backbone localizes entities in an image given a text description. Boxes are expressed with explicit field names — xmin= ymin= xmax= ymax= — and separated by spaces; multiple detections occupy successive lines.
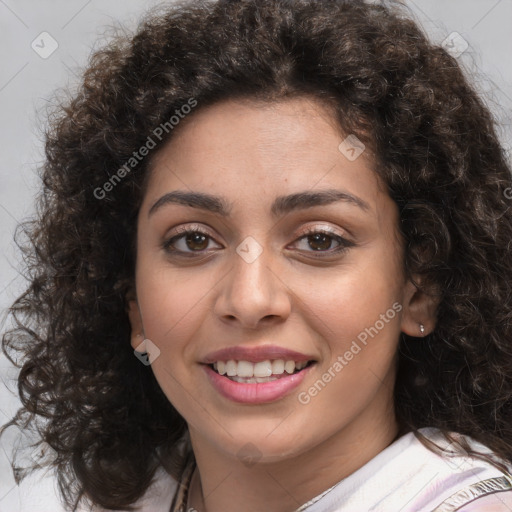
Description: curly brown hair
xmin=2 ymin=0 xmax=512 ymax=510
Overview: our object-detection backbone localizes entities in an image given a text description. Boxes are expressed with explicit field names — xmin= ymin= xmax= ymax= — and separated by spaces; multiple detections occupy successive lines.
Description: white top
xmin=82 ymin=427 xmax=512 ymax=512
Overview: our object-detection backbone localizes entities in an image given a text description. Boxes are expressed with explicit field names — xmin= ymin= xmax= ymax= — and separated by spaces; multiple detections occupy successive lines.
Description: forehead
xmin=144 ymin=97 xmax=390 ymax=220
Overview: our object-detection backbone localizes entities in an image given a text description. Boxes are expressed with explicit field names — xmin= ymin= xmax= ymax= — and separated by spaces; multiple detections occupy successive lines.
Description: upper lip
xmin=202 ymin=345 xmax=315 ymax=364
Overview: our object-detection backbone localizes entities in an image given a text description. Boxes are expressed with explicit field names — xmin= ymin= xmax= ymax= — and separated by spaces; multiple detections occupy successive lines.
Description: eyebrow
xmin=148 ymin=189 xmax=370 ymax=218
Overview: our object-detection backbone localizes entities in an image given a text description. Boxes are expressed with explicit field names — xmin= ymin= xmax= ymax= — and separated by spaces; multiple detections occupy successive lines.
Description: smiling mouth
xmin=208 ymin=359 xmax=316 ymax=383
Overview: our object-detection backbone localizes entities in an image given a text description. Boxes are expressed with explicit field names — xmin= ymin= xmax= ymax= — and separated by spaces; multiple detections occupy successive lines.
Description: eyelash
xmin=162 ymin=225 xmax=354 ymax=258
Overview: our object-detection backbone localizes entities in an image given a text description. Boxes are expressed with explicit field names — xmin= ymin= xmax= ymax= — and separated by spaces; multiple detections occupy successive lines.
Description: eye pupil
xmin=186 ymin=232 xmax=208 ymax=250
xmin=308 ymin=233 xmax=332 ymax=251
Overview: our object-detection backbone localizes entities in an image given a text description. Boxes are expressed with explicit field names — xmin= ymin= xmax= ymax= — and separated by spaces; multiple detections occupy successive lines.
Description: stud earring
xmin=419 ymin=324 xmax=425 ymax=335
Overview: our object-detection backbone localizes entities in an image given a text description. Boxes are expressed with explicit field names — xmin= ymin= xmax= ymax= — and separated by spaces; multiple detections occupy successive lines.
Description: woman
xmin=2 ymin=0 xmax=512 ymax=511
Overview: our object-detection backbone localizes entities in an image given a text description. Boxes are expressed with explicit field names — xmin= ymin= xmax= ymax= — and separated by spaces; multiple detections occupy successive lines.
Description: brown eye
xmin=292 ymin=228 xmax=355 ymax=257
xmin=185 ymin=232 xmax=209 ymax=251
xmin=163 ymin=228 xmax=221 ymax=256
xmin=306 ymin=233 xmax=334 ymax=251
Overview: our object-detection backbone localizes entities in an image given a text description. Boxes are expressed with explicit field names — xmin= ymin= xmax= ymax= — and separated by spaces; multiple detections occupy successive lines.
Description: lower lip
xmin=203 ymin=364 xmax=313 ymax=404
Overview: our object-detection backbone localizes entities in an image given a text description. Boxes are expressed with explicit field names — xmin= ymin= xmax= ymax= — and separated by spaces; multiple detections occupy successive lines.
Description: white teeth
xmin=253 ymin=360 xmax=272 ymax=378
xmin=217 ymin=361 xmax=226 ymax=375
xmin=284 ymin=360 xmax=296 ymax=374
xmin=226 ymin=360 xmax=237 ymax=376
xmin=230 ymin=376 xmax=279 ymax=383
xmin=271 ymin=359 xmax=285 ymax=374
xmin=237 ymin=360 xmax=254 ymax=378
xmin=213 ymin=359 xmax=310 ymax=378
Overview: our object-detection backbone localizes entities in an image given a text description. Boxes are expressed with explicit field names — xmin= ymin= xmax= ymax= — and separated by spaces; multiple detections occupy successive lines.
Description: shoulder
xmin=456 ymin=490 xmax=512 ymax=511
xmin=428 ymin=467 xmax=512 ymax=511
xmin=408 ymin=428 xmax=512 ymax=512
xmin=310 ymin=427 xmax=512 ymax=512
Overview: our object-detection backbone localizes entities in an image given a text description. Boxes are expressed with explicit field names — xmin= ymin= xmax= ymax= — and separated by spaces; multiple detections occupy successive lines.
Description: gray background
xmin=1 ymin=1 xmax=511 ymax=510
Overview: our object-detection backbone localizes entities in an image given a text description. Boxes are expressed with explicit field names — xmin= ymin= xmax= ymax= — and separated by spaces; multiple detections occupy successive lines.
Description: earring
xmin=419 ymin=324 xmax=425 ymax=335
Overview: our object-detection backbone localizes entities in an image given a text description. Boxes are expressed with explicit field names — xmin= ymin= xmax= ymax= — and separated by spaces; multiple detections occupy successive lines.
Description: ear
xmin=400 ymin=277 xmax=440 ymax=337
xmin=127 ymin=296 xmax=146 ymax=352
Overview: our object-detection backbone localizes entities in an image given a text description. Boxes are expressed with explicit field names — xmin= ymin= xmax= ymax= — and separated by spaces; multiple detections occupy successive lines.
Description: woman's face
xmin=130 ymin=97 xmax=428 ymax=463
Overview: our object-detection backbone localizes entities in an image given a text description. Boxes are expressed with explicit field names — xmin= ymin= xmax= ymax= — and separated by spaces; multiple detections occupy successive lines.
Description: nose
xmin=213 ymin=247 xmax=292 ymax=330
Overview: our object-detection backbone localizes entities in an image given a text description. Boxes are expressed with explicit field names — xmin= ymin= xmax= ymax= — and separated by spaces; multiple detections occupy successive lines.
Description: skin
xmin=457 ymin=493 xmax=512 ymax=511
xmin=128 ymin=96 xmax=439 ymax=512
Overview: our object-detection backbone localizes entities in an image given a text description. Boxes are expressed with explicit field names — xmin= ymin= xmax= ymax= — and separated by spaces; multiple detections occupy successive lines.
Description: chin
xmin=203 ymin=420 xmax=317 ymax=464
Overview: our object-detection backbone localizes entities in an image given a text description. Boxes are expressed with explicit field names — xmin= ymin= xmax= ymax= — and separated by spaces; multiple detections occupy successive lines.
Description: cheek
xmin=294 ymin=249 xmax=404 ymax=410
xmin=293 ymin=265 xmax=402 ymax=432
xmin=135 ymin=261 xmax=214 ymax=358
xmin=296 ymin=255 xmax=403 ymax=343
xmin=134 ymin=265 xmax=210 ymax=417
